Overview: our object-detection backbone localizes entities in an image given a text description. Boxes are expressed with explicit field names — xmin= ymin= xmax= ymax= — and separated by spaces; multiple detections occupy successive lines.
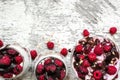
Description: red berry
xmin=107 ymin=66 xmax=117 ymax=75
xmin=59 ymin=70 xmax=66 ymax=79
xmin=38 ymin=74 xmax=45 ymax=80
xmin=44 ymin=58 xmax=52 ymax=65
xmin=60 ymin=48 xmax=68 ymax=56
xmin=103 ymin=42 xmax=112 ymax=52
xmin=13 ymin=65 xmax=23 ymax=75
xmin=94 ymin=44 xmax=103 ymax=55
xmin=7 ymin=49 xmax=17 ymax=55
xmin=0 ymin=40 xmax=3 ymax=47
xmin=75 ymin=45 xmax=83 ymax=53
xmin=54 ymin=59 xmax=63 ymax=67
xmin=78 ymin=72 xmax=85 ymax=79
xmin=47 ymin=41 xmax=54 ymax=50
xmin=0 ymin=55 xmax=11 ymax=66
xmin=83 ymin=29 xmax=89 ymax=37
xmin=36 ymin=64 xmax=44 ymax=74
xmin=93 ymin=70 xmax=102 ymax=80
xmin=47 ymin=64 xmax=56 ymax=72
xmin=79 ymin=66 xmax=88 ymax=74
xmin=109 ymin=27 xmax=117 ymax=35
xmin=82 ymin=60 xmax=90 ymax=67
xmin=3 ymin=73 xmax=13 ymax=78
xmin=88 ymin=53 xmax=96 ymax=62
xmin=78 ymin=54 xmax=85 ymax=60
xmin=30 ymin=50 xmax=37 ymax=60
xmin=15 ymin=55 xmax=23 ymax=64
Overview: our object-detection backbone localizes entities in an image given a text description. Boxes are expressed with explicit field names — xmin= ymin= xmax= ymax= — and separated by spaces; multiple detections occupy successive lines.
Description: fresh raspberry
xmin=13 ymin=64 xmax=23 ymax=75
xmin=38 ymin=74 xmax=45 ymax=80
xmin=88 ymin=53 xmax=96 ymax=62
xmin=94 ymin=44 xmax=103 ymax=55
xmin=60 ymin=48 xmax=68 ymax=56
xmin=82 ymin=60 xmax=90 ymax=67
xmin=15 ymin=55 xmax=23 ymax=64
xmin=7 ymin=49 xmax=17 ymax=55
xmin=30 ymin=50 xmax=37 ymax=60
xmin=79 ymin=66 xmax=88 ymax=74
xmin=75 ymin=45 xmax=83 ymax=53
xmin=54 ymin=59 xmax=63 ymax=67
xmin=107 ymin=66 xmax=117 ymax=75
xmin=0 ymin=40 xmax=3 ymax=47
xmin=47 ymin=41 xmax=54 ymax=50
xmin=83 ymin=29 xmax=90 ymax=37
xmin=93 ymin=70 xmax=102 ymax=80
xmin=109 ymin=27 xmax=117 ymax=35
xmin=0 ymin=55 xmax=11 ymax=66
xmin=44 ymin=58 xmax=52 ymax=65
xmin=59 ymin=70 xmax=66 ymax=80
xmin=78 ymin=54 xmax=85 ymax=60
xmin=36 ymin=64 xmax=44 ymax=74
xmin=103 ymin=42 xmax=112 ymax=52
xmin=45 ymin=64 xmax=56 ymax=72
xmin=3 ymin=73 xmax=13 ymax=78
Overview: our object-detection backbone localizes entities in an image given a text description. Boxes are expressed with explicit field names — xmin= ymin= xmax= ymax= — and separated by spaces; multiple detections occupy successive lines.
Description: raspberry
xmin=75 ymin=45 xmax=83 ymax=53
xmin=3 ymin=73 xmax=13 ymax=78
xmin=79 ymin=66 xmax=88 ymax=74
xmin=13 ymin=64 xmax=23 ymax=75
xmin=44 ymin=58 xmax=52 ymax=65
xmin=30 ymin=50 xmax=37 ymax=60
xmin=59 ymin=70 xmax=66 ymax=79
xmin=88 ymin=53 xmax=96 ymax=62
xmin=82 ymin=60 xmax=90 ymax=67
xmin=0 ymin=55 xmax=11 ymax=66
xmin=15 ymin=55 xmax=23 ymax=64
xmin=45 ymin=64 xmax=56 ymax=72
xmin=103 ymin=42 xmax=112 ymax=52
xmin=7 ymin=49 xmax=17 ymax=55
xmin=93 ymin=70 xmax=102 ymax=80
xmin=47 ymin=41 xmax=54 ymax=50
xmin=107 ymin=66 xmax=117 ymax=75
xmin=109 ymin=27 xmax=117 ymax=35
xmin=83 ymin=29 xmax=89 ymax=37
xmin=60 ymin=48 xmax=68 ymax=56
xmin=94 ymin=44 xmax=103 ymax=55
xmin=78 ymin=54 xmax=85 ymax=60
xmin=54 ymin=59 xmax=63 ymax=67
xmin=0 ymin=40 xmax=3 ymax=47
xmin=36 ymin=64 xmax=44 ymax=74
xmin=38 ymin=74 xmax=45 ymax=80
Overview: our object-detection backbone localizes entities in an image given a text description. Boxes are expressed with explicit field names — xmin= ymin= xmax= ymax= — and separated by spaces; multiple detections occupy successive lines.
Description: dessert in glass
xmin=71 ymin=35 xmax=120 ymax=80
xmin=0 ymin=44 xmax=31 ymax=79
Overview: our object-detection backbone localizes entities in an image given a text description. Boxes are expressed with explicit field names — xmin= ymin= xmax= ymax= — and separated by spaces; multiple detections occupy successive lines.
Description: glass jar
xmin=70 ymin=34 xmax=120 ymax=80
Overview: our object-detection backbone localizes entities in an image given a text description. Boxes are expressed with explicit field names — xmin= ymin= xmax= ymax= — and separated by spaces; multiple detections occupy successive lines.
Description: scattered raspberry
xmin=83 ymin=29 xmax=89 ymax=37
xmin=47 ymin=41 xmax=54 ymax=50
xmin=75 ymin=45 xmax=83 ymax=53
xmin=78 ymin=54 xmax=85 ymax=60
xmin=30 ymin=50 xmax=37 ymax=60
xmin=45 ymin=64 xmax=56 ymax=72
xmin=94 ymin=44 xmax=103 ymax=55
xmin=0 ymin=55 xmax=11 ymax=66
xmin=82 ymin=60 xmax=90 ymax=67
xmin=37 ymin=64 xmax=44 ymax=74
xmin=88 ymin=53 xmax=96 ymax=62
xmin=44 ymin=58 xmax=52 ymax=65
xmin=7 ymin=49 xmax=17 ymax=55
xmin=54 ymin=59 xmax=63 ymax=67
xmin=109 ymin=27 xmax=117 ymax=35
xmin=0 ymin=40 xmax=3 ymax=47
xmin=3 ymin=73 xmax=13 ymax=78
xmin=60 ymin=48 xmax=68 ymax=56
xmin=38 ymin=74 xmax=45 ymax=80
xmin=107 ymin=66 xmax=117 ymax=75
xmin=15 ymin=55 xmax=23 ymax=64
xmin=93 ymin=70 xmax=102 ymax=80
xmin=103 ymin=43 xmax=112 ymax=52
xmin=13 ymin=65 xmax=23 ymax=75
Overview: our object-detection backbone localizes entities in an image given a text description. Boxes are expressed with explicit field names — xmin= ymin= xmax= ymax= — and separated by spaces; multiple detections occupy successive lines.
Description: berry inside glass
xmin=35 ymin=57 xmax=66 ymax=80
xmin=72 ymin=36 xmax=120 ymax=80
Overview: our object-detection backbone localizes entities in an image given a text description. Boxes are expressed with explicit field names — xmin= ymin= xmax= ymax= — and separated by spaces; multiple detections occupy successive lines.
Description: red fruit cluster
xmin=83 ymin=29 xmax=90 ymax=37
xmin=36 ymin=57 xmax=66 ymax=80
xmin=60 ymin=48 xmax=68 ymax=56
xmin=107 ymin=66 xmax=117 ymax=75
xmin=30 ymin=50 xmax=37 ymax=60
